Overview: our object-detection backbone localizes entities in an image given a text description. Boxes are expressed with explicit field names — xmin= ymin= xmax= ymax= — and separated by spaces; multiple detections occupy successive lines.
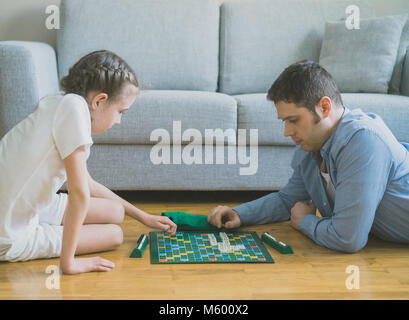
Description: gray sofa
xmin=1 ymin=0 xmax=409 ymax=191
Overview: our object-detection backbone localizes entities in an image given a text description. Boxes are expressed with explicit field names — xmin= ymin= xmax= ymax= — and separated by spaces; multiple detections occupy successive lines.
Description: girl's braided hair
xmin=60 ymin=50 xmax=139 ymax=101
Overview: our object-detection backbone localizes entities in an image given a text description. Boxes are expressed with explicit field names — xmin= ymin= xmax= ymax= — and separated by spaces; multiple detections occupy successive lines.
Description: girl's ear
xmin=90 ymin=92 xmax=109 ymax=110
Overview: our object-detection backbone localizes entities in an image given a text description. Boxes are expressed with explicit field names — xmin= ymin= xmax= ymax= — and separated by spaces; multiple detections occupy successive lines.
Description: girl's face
xmin=87 ymin=84 xmax=139 ymax=135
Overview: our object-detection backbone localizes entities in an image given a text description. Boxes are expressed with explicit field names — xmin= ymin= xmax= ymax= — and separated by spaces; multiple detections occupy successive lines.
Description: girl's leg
xmin=62 ymin=197 xmax=125 ymax=226
xmin=60 ymin=198 xmax=125 ymax=255
xmin=75 ymin=224 xmax=123 ymax=255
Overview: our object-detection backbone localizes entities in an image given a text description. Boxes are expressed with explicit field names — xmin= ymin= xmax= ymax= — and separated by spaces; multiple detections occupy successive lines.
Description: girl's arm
xmin=60 ymin=146 xmax=114 ymax=274
xmin=87 ymin=172 xmax=177 ymax=234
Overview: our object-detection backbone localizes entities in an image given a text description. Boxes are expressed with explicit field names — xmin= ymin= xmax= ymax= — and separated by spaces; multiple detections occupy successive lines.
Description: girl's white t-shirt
xmin=0 ymin=93 xmax=93 ymax=261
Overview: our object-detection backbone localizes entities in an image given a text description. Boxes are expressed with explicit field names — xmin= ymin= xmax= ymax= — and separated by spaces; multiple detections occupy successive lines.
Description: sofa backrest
xmin=218 ymin=0 xmax=375 ymax=95
xmin=57 ymin=0 xmax=220 ymax=92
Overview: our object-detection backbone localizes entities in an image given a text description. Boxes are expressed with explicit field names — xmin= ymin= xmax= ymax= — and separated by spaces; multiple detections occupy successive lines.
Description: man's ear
xmin=316 ymin=96 xmax=332 ymax=119
xmin=90 ymin=92 xmax=109 ymax=110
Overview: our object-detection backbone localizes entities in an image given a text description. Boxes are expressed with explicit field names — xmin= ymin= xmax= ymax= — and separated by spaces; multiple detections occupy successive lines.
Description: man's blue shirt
xmin=233 ymin=107 xmax=409 ymax=253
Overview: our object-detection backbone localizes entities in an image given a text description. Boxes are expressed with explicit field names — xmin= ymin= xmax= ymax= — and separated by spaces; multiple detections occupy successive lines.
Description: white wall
xmin=0 ymin=0 xmax=60 ymax=47
xmin=0 ymin=0 xmax=408 ymax=48
xmin=370 ymin=0 xmax=409 ymax=15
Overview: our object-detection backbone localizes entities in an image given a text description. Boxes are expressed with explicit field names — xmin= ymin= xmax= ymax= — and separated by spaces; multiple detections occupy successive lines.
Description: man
xmin=208 ymin=60 xmax=409 ymax=253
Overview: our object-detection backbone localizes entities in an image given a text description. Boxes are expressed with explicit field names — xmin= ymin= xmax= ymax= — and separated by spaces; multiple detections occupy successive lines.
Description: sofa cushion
xmin=219 ymin=0 xmax=374 ymax=95
xmin=87 ymin=144 xmax=296 ymax=190
xmin=234 ymin=93 xmax=293 ymax=146
xmin=234 ymin=93 xmax=409 ymax=146
xmin=319 ymin=14 xmax=408 ymax=93
xmin=93 ymin=90 xmax=237 ymax=145
xmin=57 ymin=0 xmax=220 ymax=91
xmin=390 ymin=20 xmax=409 ymax=94
xmin=402 ymin=49 xmax=409 ymax=96
xmin=341 ymin=93 xmax=409 ymax=143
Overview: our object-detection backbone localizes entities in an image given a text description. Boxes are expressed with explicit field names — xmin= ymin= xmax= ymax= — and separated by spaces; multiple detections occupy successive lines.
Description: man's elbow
xmin=338 ymin=239 xmax=367 ymax=253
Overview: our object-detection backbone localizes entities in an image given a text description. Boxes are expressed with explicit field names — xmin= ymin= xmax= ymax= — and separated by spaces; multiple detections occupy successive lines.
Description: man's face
xmin=275 ymin=101 xmax=327 ymax=152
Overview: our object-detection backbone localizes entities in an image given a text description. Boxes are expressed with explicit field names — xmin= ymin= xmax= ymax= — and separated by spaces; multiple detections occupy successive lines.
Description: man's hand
xmin=290 ymin=201 xmax=316 ymax=230
xmin=207 ymin=206 xmax=241 ymax=229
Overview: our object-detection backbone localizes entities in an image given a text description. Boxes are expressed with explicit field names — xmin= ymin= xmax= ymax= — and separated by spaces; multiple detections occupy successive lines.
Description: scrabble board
xmin=149 ymin=231 xmax=274 ymax=264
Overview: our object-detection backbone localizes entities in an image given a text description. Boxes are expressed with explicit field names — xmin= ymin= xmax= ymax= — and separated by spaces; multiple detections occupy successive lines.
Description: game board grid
xmin=149 ymin=231 xmax=274 ymax=264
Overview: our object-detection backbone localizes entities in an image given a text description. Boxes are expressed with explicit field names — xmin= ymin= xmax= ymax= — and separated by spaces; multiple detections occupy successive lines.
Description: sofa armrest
xmin=0 ymin=41 xmax=59 ymax=138
xmin=401 ymin=48 xmax=409 ymax=96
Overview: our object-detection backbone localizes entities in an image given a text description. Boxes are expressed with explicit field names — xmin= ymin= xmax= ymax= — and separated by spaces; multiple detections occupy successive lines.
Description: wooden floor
xmin=1 ymin=191 xmax=408 ymax=300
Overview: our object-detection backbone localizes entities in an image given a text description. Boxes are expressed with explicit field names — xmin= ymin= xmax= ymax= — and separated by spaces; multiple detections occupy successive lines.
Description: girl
xmin=0 ymin=50 xmax=177 ymax=274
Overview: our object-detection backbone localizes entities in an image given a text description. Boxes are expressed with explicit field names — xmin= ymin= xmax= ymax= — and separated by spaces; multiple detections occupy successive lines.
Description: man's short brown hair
xmin=267 ymin=60 xmax=344 ymax=115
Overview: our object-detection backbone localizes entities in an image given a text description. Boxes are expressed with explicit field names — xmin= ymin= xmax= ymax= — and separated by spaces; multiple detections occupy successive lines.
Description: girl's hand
xmin=143 ymin=214 xmax=177 ymax=235
xmin=61 ymin=257 xmax=115 ymax=275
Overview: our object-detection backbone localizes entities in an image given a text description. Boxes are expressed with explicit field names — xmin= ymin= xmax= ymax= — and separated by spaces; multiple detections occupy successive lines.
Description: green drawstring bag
xmin=161 ymin=211 xmax=225 ymax=231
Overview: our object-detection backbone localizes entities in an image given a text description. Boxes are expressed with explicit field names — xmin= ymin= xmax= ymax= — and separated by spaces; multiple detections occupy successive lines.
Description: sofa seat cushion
xmin=87 ymin=144 xmax=296 ymax=190
xmin=234 ymin=93 xmax=294 ymax=146
xmin=341 ymin=93 xmax=409 ymax=142
xmin=235 ymin=93 xmax=409 ymax=146
xmin=93 ymin=90 xmax=237 ymax=145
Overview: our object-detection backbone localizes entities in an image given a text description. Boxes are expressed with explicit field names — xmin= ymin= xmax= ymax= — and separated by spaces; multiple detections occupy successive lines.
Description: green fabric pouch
xmin=161 ymin=211 xmax=222 ymax=231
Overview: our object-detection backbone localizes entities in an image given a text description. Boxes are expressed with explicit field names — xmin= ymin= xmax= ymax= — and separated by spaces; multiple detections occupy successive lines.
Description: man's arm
xmin=298 ymin=130 xmax=392 ymax=253
xmin=233 ymin=160 xmax=311 ymax=226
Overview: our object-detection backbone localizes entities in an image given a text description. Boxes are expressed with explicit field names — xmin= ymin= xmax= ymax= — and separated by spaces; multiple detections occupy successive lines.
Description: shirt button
xmin=324 ymin=202 xmax=327 ymax=206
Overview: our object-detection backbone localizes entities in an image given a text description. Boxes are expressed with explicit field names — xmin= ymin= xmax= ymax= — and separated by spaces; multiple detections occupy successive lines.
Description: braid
xmin=60 ymin=50 xmax=139 ymax=100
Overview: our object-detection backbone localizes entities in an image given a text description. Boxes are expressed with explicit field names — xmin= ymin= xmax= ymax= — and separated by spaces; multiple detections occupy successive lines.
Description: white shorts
xmin=0 ymin=193 xmax=68 ymax=262
xmin=38 ymin=192 xmax=68 ymax=226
